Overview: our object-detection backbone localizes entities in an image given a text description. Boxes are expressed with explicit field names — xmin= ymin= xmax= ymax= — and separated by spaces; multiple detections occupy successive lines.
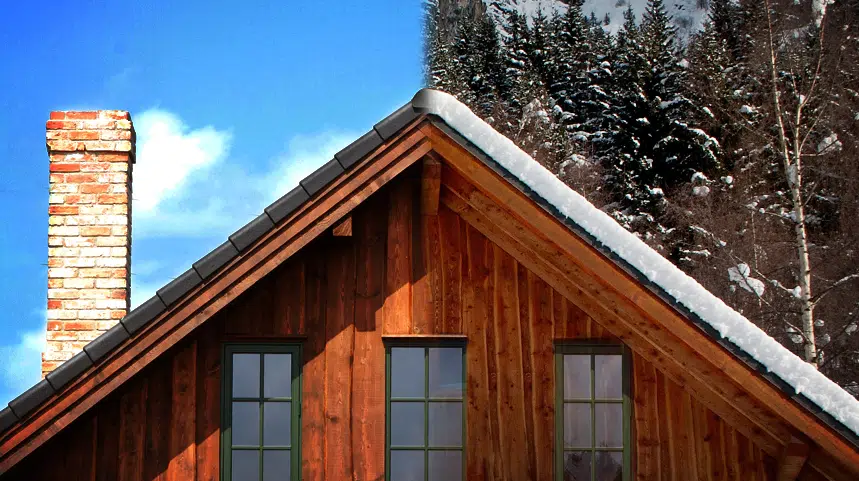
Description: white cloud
xmin=133 ymin=109 xmax=231 ymax=213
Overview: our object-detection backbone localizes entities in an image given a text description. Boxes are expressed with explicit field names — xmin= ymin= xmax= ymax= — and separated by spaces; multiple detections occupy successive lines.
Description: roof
xmin=1 ymin=88 xmax=858 ymax=458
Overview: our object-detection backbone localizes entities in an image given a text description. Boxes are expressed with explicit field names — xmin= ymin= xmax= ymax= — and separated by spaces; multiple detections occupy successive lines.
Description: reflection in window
xmin=387 ymin=345 xmax=465 ymax=481
xmin=557 ymin=347 xmax=628 ymax=481
xmin=224 ymin=346 xmax=300 ymax=481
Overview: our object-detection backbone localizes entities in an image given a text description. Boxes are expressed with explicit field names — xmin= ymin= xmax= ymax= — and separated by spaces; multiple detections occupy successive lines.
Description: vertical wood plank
xmin=352 ymin=201 xmax=387 ymax=481
xmin=493 ymin=246 xmax=528 ymax=481
xmin=324 ymin=240 xmax=356 ymax=481
xmin=634 ymin=356 xmax=658 ymax=481
xmin=384 ymin=180 xmax=412 ymax=335
xmin=485 ymin=237 xmax=503 ymax=481
xmin=302 ymin=245 xmax=327 ymax=481
xmin=655 ymin=371 xmax=671 ymax=480
xmin=463 ymin=224 xmax=493 ymax=481
xmin=659 ymin=371 xmax=677 ymax=481
xmin=693 ymin=401 xmax=712 ymax=481
xmin=144 ymin=358 xmax=171 ymax=481
xmin=677 ymin=385 xmax=697 ymax=479
xmin=439 ymin=206 xmax=462 ymax=334
xmin=168 ymin=340 xmax=197 ymax=481
xmin=518 ymin=266 xmax=537 ymax=481
xmin=530 ymin=275 xmax=555 ymax=481
xmin=709 ymin=410 xmax=726 ymax=481
xmin=96 ymin=397 xmax=121 ymax=481
xmin=273 ymin=259 xmax=305 ymax=336
xmin=196 ymin=321 xmax=222 ymax=481
xmin=118 ymin=378 xmax=147 ymax=481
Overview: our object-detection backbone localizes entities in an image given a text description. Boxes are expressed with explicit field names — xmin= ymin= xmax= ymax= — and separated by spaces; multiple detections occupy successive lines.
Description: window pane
xmin=264 ymin=354 xmax=292 ymax=398
xmin=428 ymin=348 xmax=463 ymax=398
xmin=390 ymin=402 xmax=425 ymax=446
xmin=563 ymin=355 xmax=590 ymax=399
xmin=594 ymin=451 xmax=623 ymax=481
xmin=391 ymin=348 xmax=425 ymax=398
xmin=232 ymin=402 xmax=260 ymax=446
xmin=390 ymin=450 xmax=424 ymax=481
xmin=263 ymin=450 xmax=290 ymax=481
xmin=232 ymin=450 xmax=260 ymax=481
xmin=595 ymin=403 xmax=623 ymax=448
xmin=594 ymin=355 xmax=622 ymax=399
xmin=428 ymin=402 xmax=462 ymax=447
xmin=263 ymin=402 xmax=291 ymax=447
xmin=233 ymin=354 xmax=260 ymax=398
xmin=563 ymin=451 xmax=592 ymax=481
xmin=428 ymin=451 xmax=462 ymax=481
xmin=563 ymin=403 xmax=591 ymax=448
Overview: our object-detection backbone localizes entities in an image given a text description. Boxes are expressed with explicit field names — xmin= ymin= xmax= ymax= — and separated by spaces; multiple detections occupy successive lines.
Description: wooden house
xmin=0 ymin=89 xmax=857 ymax=481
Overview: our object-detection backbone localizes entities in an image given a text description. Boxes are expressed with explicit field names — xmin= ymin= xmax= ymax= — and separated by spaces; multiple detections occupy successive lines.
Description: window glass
xmin=225 ymin=345 xmax=299 ymax=481
xmin=387 ymin=345 xmax=464 ymax=481
xmin=558 ymin=348 xmax=627 ymax=481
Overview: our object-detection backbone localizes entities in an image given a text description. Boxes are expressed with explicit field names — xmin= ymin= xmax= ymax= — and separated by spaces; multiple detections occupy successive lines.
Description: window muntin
xmin=556 ymin=345 xmax=630 ymax=481
xmin=386 ymin=344 xmax=465 ymax=481
xmin=223 ymin=344 xmax=301 ymax=481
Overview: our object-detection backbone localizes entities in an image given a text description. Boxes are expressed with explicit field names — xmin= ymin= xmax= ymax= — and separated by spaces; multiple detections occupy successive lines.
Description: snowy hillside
xmin=484 ymin=0 xmax=708 ymax=41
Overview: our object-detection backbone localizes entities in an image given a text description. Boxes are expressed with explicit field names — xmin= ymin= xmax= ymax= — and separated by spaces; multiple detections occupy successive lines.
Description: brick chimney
xmin=43 ymin=111 xmax=135 ymax=376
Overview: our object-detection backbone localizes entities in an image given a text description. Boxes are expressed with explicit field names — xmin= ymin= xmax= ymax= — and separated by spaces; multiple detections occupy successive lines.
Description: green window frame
xmin=222 ymin=343 xmax=302 ymax=481
xmin=555 ymin=344 xmax=631 ymax=481
xmin=385 ymin=340 xmax=466 ymax=481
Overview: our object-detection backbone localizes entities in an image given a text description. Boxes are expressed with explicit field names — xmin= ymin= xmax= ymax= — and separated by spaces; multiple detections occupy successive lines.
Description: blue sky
xmin=0 ymin=1 xmax=423 ymax=405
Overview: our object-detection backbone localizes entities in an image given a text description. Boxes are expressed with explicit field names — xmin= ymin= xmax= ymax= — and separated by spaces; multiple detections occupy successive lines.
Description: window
xmin=385 ymin=342 xmax=465 ymax=481
xmin=555 ymin=345 xmax=630 ymax=481
xmin=223 ymin=344 xmax=301 ymax=481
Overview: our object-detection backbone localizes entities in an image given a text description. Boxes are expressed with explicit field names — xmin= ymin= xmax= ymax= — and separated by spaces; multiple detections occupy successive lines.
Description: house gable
xmin=0 ymin=90 xmax=857 ymax=479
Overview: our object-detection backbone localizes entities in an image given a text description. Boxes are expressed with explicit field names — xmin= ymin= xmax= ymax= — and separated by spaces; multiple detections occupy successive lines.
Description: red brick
xmin=49 ymin=111 xmax=66 ymax=120
xmin=63 ymin=320 xmax=98 ymax=331
xmin=48 ymin=205 xmax=79 ymax=215
xmin=64 ymin=111 xmax=99 ymax=120
xmin=68 ymin=130 xmax=100 ymax=140
xmin=110 ymin=289 xmax=126 ymax=299
xmin=49 ymin=163 xmax=81 ymax=172
xmin=79 ymin=183 xmax=110 ymax=194
xmin=46 ymin=120 xmax=76 ymax=130
xmin=47 ymin=300 xmax=62 ymax=310
xmin=98 ymin=194 xmax=128 ymax=204
xmin=110 ymin=310 xmax=126 ymax=320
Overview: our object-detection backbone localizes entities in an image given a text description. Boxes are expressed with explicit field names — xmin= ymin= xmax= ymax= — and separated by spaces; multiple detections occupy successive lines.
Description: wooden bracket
xmin=776 ymin=436 xmax=810 ymax=481
xmin=332 ymin=215 xmax=352 ymax=237
xmin=420 ymin=154 xmax=441 ymax=216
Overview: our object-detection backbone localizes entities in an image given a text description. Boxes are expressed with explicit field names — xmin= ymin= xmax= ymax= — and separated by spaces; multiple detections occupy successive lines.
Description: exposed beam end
xmin=332 ymin=215 xmax=353 ymax=237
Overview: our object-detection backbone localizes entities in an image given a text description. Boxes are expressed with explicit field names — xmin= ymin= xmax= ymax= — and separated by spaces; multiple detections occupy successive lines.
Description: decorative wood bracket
xmin=776 ymin=435 xmax=810 ymax=481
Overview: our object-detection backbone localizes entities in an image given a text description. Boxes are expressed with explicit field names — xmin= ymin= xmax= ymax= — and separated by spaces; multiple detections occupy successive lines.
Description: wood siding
xmin=4 ymin=170 xmax=779 ymax=481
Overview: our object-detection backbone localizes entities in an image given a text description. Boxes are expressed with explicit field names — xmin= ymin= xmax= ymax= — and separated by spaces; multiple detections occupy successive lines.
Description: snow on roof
xmin=417 ymin=89 xmax=859 ymax=437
